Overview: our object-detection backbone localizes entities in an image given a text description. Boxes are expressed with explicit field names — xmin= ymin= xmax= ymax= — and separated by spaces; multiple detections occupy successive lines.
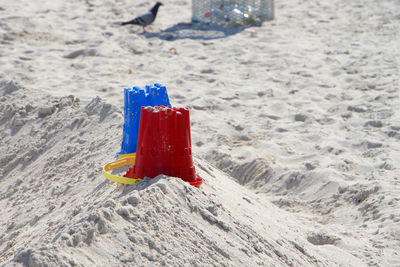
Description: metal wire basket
xmin=192 ymin=0 xmax=274 ymax=26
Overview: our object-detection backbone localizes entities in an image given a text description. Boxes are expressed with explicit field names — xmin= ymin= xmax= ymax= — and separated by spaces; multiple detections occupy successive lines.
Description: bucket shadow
xmin=142 ymin=22 xmax=249 ymax=41
xmin=119 ymin=176 xmax=164 ymax=195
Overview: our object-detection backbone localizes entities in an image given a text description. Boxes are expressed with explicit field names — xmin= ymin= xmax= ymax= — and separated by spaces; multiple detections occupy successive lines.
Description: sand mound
xmin=0 ymin=81 xmax=368 ymax=266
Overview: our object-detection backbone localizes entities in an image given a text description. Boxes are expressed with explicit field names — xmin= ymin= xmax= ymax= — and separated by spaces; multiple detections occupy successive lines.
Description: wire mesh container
xmin=192 ymin=0 xmax=274 ymax=26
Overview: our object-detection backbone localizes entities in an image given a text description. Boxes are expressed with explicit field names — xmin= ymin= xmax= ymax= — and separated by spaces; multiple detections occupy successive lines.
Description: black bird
xmin=121 ymin=2 xmax=163 ymax=30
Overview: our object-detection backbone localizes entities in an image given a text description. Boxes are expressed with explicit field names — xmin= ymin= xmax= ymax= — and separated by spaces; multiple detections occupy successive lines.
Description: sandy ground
xmin=0 ymin=0 xmax=399 ymax=266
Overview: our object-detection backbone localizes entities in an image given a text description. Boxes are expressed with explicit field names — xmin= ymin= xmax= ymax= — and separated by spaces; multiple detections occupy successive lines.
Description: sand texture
xmin=0 ymin=0 xmax=399 ymax=266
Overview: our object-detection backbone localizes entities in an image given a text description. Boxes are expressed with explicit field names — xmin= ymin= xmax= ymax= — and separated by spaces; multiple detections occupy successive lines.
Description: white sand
xmin=0 ymin=0 xmax=399 ymax=266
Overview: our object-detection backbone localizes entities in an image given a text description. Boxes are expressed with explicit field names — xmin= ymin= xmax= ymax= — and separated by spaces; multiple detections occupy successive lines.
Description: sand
xmin=0 ymin=0 xmax=399 ymax=266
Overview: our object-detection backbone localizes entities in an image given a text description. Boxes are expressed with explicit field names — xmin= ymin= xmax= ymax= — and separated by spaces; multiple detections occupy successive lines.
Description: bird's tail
xmin=121 ymin=19 xmax=140 ymax=26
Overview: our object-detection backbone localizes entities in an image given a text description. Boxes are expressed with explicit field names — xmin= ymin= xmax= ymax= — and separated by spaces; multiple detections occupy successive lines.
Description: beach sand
xmin=0 ymin=0 xmax=399 ymax=266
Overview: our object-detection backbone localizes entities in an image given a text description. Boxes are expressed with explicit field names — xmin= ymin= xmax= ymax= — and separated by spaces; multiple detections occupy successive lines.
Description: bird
xmin=121 ymin=2 xmax=163 ymax=30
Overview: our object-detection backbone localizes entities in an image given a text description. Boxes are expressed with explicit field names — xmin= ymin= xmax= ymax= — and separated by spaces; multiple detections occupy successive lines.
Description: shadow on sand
xmin=141 ymin=22 xmax=249 ymax=41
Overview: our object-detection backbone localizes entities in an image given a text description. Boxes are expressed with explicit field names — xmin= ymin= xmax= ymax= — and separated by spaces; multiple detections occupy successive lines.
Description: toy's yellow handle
xmin=117 ymin=153 xmax=136 ymax=160
xmin=103 ymin=155 xmax=141 ymax=185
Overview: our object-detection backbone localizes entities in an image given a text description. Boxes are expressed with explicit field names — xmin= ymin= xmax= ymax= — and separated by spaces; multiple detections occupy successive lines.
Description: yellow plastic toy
xmin=103 ymin=154 xmax=142 ymax=185
xmin=117 ymin=153 xmax=136 ymax=160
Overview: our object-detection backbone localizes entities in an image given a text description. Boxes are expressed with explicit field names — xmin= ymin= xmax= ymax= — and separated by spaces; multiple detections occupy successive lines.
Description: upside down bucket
xmin=118 ymin=83 xmax=171 ymax=158
xmin=124 ymin=106 xmax=203 ymax=187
